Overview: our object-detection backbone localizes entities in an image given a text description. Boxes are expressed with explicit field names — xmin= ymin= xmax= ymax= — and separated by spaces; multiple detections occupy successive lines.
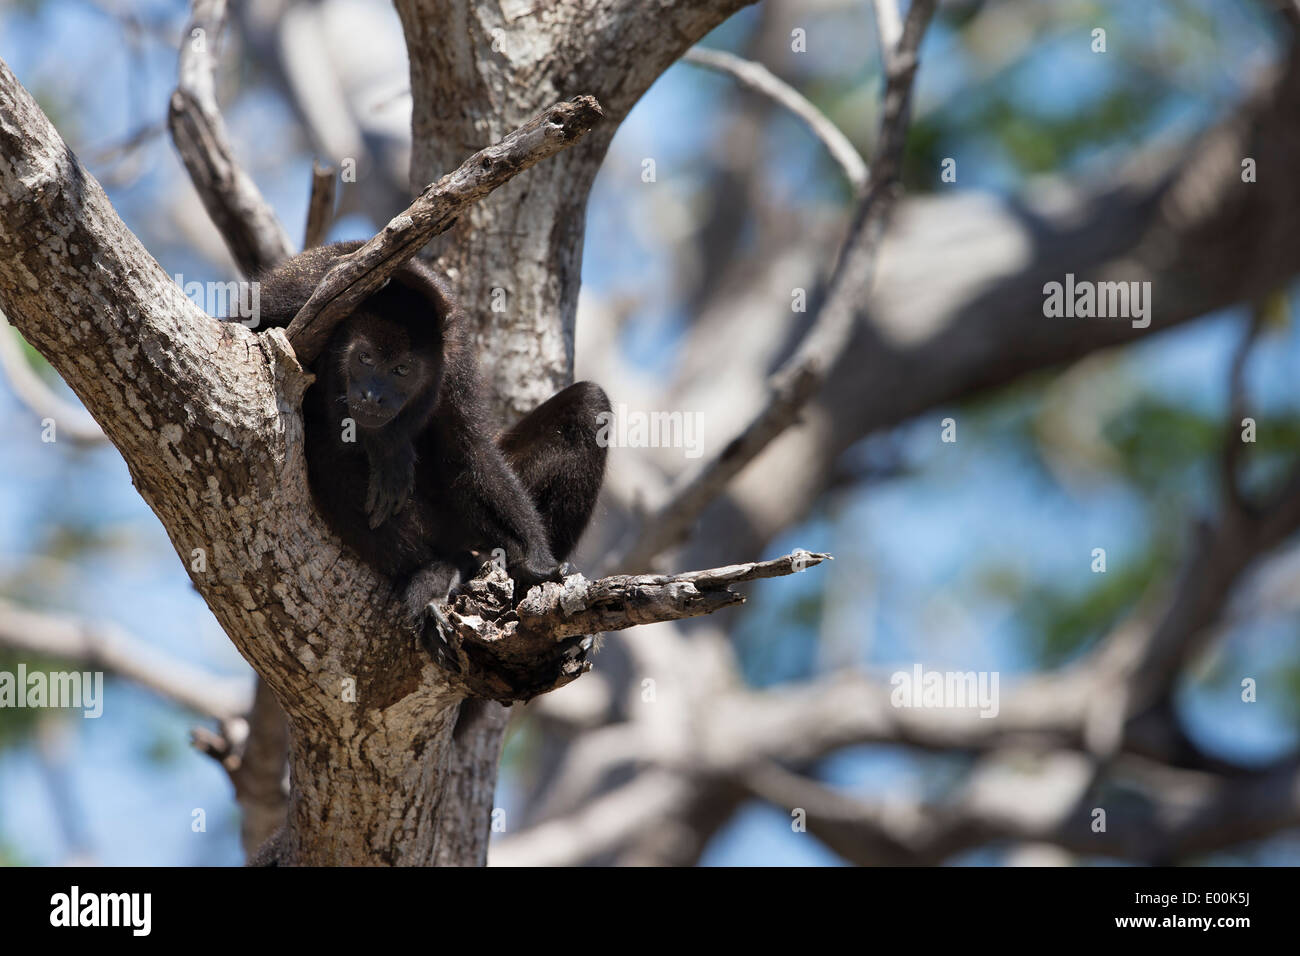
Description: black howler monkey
xmin=253 ymin=240 xmax=609 ymax=629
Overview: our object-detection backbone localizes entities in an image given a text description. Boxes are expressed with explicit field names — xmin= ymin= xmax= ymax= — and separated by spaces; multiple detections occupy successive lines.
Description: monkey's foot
xmin=417 ymin=600 xmax=462 ymax=671
xmin=426 ymin=601 xmax=453 ymax=643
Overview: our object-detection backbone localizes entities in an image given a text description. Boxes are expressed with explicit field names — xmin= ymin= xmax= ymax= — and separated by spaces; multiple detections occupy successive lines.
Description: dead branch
xmin=169 ymin=0 xmax=293 ymax=275
xmin=681 ymin=47 xmax=868 ymax=194
xmin=283 ymin=95 xmax=606 ymax=364
xmin=303 ymin=162 xmax=337 ymax=250
xmin=611 ymin=0 xmax=938 ymax=570
xmin=0 ymin=309 xmax=105 ymax=445
xmin=429 ymin=551 xmax=830 ymax=703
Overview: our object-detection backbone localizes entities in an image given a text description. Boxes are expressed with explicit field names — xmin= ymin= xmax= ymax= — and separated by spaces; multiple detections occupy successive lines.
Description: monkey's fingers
xmin=425 ymin=601 xmax=453 ymax=646
xmin=365 ymin=483 xmax=406 ymax=529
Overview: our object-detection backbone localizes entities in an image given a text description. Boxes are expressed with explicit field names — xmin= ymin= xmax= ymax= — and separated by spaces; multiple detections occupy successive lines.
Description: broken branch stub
xmin=427 ymin=550 xmax=832 ymax=702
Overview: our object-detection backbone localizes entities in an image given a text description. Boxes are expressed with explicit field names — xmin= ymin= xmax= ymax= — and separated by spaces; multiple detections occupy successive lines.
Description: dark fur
xmin=255 ymin=241 xmax=609 ymax=621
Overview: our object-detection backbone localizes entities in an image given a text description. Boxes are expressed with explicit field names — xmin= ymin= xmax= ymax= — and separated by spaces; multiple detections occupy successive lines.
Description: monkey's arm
xmin=252 ymin=241 xmax=363 ymax=329
xmin=363 ymin=439 xmax=417 ymax=530
xmin=400 ymin=439 xmax=557 ymax=643
xmin=403 ymin=561 xmax=462 ymax=623
xmin=425 ymin=355 xmax=563 ymax=589
xmin=452 ymin=437 xmax=562 ymax=588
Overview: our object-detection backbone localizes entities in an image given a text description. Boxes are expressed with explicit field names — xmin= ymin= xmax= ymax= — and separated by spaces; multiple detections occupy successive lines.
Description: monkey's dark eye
xmin=394 ymin=364 xmax=410 ymax=377
xmin=358 ymin=351 xmax=374 ymax=366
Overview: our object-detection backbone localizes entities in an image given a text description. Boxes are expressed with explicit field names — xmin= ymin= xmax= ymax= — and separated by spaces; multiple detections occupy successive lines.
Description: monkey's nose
xmin=363 ymin=389 xmax=383 ymax=405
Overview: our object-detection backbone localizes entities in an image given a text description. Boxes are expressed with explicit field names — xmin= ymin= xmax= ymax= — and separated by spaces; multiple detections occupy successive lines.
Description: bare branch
xmin=681 ymin=47 xmax=868 ymax=194
xmin=189 ymin=676 xmax=287 ymax=855
xmin=1221 ymin=305 xmax=1266 ymax=518
xmin=169 ymin=0 xmax=293 ymax=275
xmin=228 ymin=678 xmax=289 ymax=854
xmin=0 ymin=55 xmax=337 ymax=727
xmin=516 ymin=550 xmax=830 ymax=637
xmin=491 ymin=771 xmax=694 ymax=867
xmin=872 ymin=0 xmax=904 ymax=63
xmin=0 ymin=310 xmax=105 ymax=445
xmin=743 ymin=752 xmax=1300 ymax=865
xmin=1088 ymin=463 xmax=1300 ymax=753
xmin=0 ymin=597 xmax=252 ymax=720
xmin=431 ymin=551 xmax=830 ymax=703
xmin=610 ymin=0 xmax=938 ymax=570
xmin=657 ymin=29 xmax=1300 ymax=583
xmin=283 ymin=95 xmax=605 ymax=364
xmin=303 ymin=162 xmax=337 ymax=250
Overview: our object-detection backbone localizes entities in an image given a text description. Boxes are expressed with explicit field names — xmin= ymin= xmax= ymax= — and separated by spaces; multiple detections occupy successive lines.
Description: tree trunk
xmin=393 ymin=0 xmax=757 ymax=865
xmin=0 ymin=0 xmax=757 ymax=865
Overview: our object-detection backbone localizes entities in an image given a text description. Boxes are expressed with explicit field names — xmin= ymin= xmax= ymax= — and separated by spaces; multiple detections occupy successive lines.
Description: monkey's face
xmin=341 ymin=319 xmax=439 ymax=430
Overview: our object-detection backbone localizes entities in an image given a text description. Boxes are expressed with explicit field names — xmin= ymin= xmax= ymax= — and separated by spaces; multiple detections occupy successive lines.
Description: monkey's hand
xmin=365 ymin=447 xmax=416 ymax=530
xmin=509 ymin=546 xmax=566 ymax=593
xmin=403 ymin=562 xmax=462 ymax=649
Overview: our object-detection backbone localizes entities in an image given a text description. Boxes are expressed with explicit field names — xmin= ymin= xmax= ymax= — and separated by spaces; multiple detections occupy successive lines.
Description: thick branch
xmin=743 ymin=753 xmax=1300 ymax=865
xmin=1221 ymin=307 xmax=1265 ymax=518
xmin=0 ymin=53 xmax=468 ymax=864
xmin=169 ymin=0 xmax=293 ymax=275
xmin=283 ymin=95 xmax=606 ymax=364
xmin=491 ymin=771 xmax=694 ymax=867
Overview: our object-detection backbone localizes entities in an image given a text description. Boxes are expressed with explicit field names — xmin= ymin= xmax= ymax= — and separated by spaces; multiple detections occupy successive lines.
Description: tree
xmin=0 ymin=0 xmax=851 ymax=865
xmin=3 ymin=0 xmax=1300 ymax=867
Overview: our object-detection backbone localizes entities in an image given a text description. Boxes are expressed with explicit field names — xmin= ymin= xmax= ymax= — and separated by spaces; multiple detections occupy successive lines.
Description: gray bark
xmin=0 ymin=0 xmax=766 ymax=866
xmin=392 ymin=0 xmax=759 ymax=865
